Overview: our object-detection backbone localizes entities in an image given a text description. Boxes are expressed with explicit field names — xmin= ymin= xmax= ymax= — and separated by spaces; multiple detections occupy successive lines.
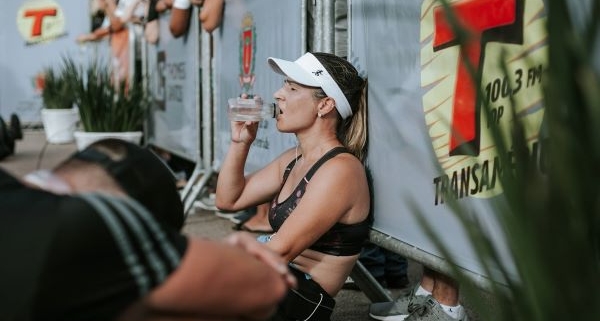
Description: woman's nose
xmin=273 ymin=87 xmax=284 ymax=100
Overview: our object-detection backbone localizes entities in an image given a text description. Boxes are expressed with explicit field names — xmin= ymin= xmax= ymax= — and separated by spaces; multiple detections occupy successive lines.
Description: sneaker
xmin=193 ymin=193 xmax=217 ymax=211
xmin=404 ymin=297 xmax=467 ymax=321
xmin=369 ymin=285 xmax=428 ymax=321
xmin=230 ymin=208 xmax=256 ymax=224
xmin=214 ymin=209 xmax=245 ymax=219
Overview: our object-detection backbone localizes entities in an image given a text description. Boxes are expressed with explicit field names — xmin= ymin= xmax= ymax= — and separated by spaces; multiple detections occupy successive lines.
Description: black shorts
xmin=270 ymin=265 xmax=336 ymax=321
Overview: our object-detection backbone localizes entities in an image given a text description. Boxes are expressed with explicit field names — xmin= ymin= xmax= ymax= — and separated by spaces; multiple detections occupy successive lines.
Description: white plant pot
xmin=73 ymin=131 xmax=143 ymax=151
xmin=40 ymin=108 xmax=80 ymax=144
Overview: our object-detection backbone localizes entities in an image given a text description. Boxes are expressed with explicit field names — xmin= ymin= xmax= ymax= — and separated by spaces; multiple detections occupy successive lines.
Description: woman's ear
xmin=317 ymin=97 xmax=337 ymax=117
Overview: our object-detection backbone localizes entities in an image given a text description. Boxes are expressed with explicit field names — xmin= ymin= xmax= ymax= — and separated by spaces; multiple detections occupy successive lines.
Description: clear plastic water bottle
xmin=227 ymin=97 xmax=277 ymax=121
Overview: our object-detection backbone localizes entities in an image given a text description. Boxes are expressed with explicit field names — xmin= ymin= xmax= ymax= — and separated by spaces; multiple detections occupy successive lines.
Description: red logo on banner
xmin=239 ymin=13 xmax=257 ymax=94
xmin=433 ymin=0 xmax=523 ymax=156
xmin=17 ymin=0 xmax=66 ymax=45
xmin=422 ymin=0 xmax=548 ymax=201
xmin=24 ymin=8 xmax=57 ymax=37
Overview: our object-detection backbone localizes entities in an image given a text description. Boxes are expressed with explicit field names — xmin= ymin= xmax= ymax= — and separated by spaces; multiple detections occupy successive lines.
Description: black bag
xmin=0 ymin=114 xmax=21 ymax=161
xmin=270 ymin=265 xmax=336 ymax=321
xmin=0 ymin=117 xmax=11 ymax=161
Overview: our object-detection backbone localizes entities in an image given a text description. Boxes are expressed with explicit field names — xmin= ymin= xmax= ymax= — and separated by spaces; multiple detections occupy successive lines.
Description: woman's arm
xmin=169 ymin=6 xmax=191 ymax=37
xmin=215 ymin=121 xmax=291 ymax=212
xmin=169 ymin=0 xmax=193 ymax=37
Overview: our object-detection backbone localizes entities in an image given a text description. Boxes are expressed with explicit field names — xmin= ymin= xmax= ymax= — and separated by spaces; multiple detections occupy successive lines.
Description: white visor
xmin=268 ymin=53 xmax=353 ymax=119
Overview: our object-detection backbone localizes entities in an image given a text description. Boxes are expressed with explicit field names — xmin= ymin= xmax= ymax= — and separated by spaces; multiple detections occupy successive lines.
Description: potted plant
xmin=71 ymin=59 xmax=149 ymax=150
xmin=39 ymin=59 xmax=80 ymax=144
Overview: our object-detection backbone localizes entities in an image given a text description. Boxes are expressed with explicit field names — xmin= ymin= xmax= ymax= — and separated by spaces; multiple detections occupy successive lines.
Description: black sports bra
xmin=268 ymin=147 xmax=371 ymax=256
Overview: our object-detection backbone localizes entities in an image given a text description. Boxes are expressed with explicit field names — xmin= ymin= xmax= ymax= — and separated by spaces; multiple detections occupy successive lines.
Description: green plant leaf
xmin=67 ymin=57 xmax=149 ymax=132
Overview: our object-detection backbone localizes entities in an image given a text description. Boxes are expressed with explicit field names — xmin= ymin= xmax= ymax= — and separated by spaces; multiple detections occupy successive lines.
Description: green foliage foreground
xmin=423 ymin=1 xmax=600 ymax=320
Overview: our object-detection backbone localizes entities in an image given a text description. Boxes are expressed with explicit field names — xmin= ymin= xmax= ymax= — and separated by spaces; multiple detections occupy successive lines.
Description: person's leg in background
xmin=370 ymin=267 xmax=468 ymax=321
xmin=237 ymin=202 xmax=273 ymax=233
xmin=357 ymin=242 xmax=387 ymax=286
xmin=383 ymin=248 xmax=409 ymax=289
xmin=420 ymin=269 xmax=465 ymax=320
xmin=348 ymin=243 xmax=409 ymax=290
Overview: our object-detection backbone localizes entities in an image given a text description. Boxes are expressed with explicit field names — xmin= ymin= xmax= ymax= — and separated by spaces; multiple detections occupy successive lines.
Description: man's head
xmin=53 ymin=139 xmax=184 ymax=230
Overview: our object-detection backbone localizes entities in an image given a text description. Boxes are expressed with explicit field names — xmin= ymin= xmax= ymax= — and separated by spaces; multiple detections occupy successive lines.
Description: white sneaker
xmin=404 ymin=297 xmax=468 ymax=321
xmin=193 ymin=193 xmax=217 ymax=211
xmin=369 ymin=285 xmax=428 ymax=321
xmin=214 ymin=210 xmax=244 ymax=219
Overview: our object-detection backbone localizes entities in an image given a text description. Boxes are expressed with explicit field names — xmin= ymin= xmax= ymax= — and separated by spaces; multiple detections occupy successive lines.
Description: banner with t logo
xmin=352 ymin=0 xmax=547 ymax=282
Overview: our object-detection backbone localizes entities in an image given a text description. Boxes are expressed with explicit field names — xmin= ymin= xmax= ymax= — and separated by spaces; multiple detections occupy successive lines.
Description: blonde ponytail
xmin=341 ymin=80 xmax=368 ymax=162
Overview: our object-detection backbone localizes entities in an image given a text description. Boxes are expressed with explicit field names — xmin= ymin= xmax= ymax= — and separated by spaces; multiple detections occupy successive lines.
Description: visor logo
xmin=313 ymin=70 xmax=324 ymax=76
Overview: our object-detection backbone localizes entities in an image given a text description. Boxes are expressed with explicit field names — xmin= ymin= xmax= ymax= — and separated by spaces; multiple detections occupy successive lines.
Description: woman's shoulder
xmin=312 ymin=150 xmax=366 ymax=182
xmin=326 ymin=148 xmax=365 ymax=168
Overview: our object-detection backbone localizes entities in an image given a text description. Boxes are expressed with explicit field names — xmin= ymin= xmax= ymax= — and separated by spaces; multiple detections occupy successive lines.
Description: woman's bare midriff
xmin=292 ymin=249 xmax=359 ymax=296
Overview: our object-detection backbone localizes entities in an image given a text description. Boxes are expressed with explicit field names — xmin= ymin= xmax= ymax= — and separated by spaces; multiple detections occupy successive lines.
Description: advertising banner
xmin=146 ymin=9 xmax=200 ymax=161
xmin=351 ymin=0 xmax=547 ymax=280
xmin=213 ymin=0 xmax=304 ymax=172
